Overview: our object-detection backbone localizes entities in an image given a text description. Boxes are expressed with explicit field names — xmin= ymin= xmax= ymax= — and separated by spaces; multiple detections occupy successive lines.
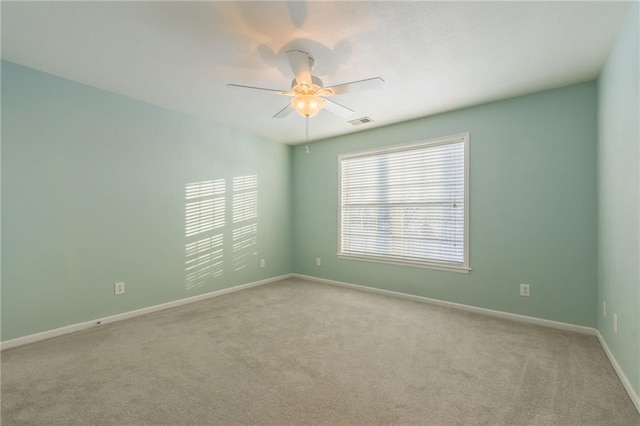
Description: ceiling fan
xmin=227 ymin=49 xmax=384 ymax=119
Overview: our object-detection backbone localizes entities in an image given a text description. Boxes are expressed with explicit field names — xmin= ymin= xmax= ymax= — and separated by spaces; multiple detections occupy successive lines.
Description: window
xmin=338 ymin=133 xmax=469 ymax=273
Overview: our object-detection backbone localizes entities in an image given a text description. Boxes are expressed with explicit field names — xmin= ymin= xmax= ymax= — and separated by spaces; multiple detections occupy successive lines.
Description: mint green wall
xmin=597 ymin=2 xmax=640 ymax=395
xmin=293 ymin=82 xmax=598 ymax=327
xmin=1 ymin=61 xmax=293 ymax=341
xmin=0 ymin=61 xmax=609 ymax=339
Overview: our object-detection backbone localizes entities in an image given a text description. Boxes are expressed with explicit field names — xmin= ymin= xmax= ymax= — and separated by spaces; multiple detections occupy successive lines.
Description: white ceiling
xmin=1 ymin=1 xmax=631 ymax=145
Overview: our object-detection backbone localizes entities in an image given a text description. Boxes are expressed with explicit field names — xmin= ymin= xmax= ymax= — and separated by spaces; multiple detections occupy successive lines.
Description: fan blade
xmin=273 ymin=104 xmax=294 ymax=119
xmin=323 ymin=98 xmax=355 ymax=118
xmin=227 ymin=83 xmax=289 ymax=95
xmin=322 ymin=77 xmax=385 ymax=96
xmin=286 ymin=50 xmax=312 ymax=86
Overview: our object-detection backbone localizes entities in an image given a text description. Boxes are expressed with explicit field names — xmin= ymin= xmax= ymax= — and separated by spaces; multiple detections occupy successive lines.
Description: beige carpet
xmin=2 ymin=278 xmax=639 ymax=425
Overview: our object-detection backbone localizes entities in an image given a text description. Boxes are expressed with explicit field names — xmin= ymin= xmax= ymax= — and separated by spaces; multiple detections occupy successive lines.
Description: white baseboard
xmin=4 ymin=272 xmax=638 ymax=415
xmin=0 ymin=273 xmax=293 ymax=351
xmin=292 ymin=274 xmax=596 ymax=335
xmin=596 ymin=331 xmax=640 ymax=414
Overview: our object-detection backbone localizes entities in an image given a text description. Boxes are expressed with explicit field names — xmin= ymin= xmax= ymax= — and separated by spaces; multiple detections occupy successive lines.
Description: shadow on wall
xmin=184 ymin=175 xmax=258 ymax=290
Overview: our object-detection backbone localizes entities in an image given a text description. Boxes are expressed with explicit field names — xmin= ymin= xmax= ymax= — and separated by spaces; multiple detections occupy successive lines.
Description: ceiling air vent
xmin=348 ymin=116 xmax=374 ymax=126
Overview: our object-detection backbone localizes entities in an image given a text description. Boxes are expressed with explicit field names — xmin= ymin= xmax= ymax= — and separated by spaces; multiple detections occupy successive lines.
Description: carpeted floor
xmin=1 ymin=277 xmax=639 ymax=425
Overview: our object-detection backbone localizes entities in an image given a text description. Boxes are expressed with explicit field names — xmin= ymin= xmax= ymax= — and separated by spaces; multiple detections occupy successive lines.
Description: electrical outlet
xmin=520 ymin=283 xmax=530 ymax=297
xmin=603 ymin=301 xmax=607 ymax=317
xmin=613 ymin=314 xmax=618 ymax=334
xmin=114 ymin=282 xmax=125 ymax=296
xmin=316 ymin=257 xmax=321 ymax=266
xmin=260 ymin=259 xmax=265 ymax=268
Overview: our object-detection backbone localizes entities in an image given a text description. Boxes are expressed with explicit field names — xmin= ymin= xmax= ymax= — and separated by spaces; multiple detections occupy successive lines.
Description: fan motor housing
xmin=291 ymin=76 xmax=324 ymax=90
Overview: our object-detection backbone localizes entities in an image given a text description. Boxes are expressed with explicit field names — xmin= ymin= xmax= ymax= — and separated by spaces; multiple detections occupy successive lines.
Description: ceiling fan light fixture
xmin=291 ymin=94 xmax=325 ymax=117
xmin=228 ymin=50 xmax=384 ymax=120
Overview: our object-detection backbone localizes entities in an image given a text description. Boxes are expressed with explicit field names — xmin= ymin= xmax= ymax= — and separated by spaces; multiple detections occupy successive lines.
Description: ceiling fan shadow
xmin=287 ymin=1 xmax=308 ymax=28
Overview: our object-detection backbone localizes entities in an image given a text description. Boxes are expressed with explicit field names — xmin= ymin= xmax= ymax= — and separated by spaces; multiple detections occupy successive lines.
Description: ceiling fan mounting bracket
xmin=288 ymin=49 xmax=316 ymax=70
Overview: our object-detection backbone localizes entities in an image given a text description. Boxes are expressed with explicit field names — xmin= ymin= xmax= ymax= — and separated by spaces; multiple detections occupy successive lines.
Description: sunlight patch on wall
xmin=233 ymin=175 xmax=258 ymax=224
xmin=233 ymin=223 xmax=258 ymax=272
xmin=185 ymin=234 xmax=224 ymax=290
xmin=185 ymin=179 xmax=226 ymax=290
xmin=185 ymin=179 xmax=226 ymax=237
xmin=232 ymin=175 xmax=258 ymax=271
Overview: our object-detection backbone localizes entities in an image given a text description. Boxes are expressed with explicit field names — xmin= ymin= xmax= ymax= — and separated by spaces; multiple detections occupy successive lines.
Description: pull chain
xmin=305 ymin=116 xmax=310 ymax=153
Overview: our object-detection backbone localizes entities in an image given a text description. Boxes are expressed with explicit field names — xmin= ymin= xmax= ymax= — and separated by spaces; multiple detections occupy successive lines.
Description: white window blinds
xmin=339 ymin=133 xmax=469 ymax=271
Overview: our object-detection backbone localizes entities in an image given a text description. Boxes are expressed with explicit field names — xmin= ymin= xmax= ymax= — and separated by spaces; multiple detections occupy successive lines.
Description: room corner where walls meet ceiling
xmin=0 ymin=1 xmax=632 ymax=144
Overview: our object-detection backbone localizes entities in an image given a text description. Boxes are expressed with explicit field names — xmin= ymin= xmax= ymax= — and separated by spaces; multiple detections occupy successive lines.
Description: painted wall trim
xmin=0 ymin=274 xmax=294 ymax=351
xmin=596 ymin=331 xmax=640 ymax=414
xmin=293 ymin=274 xmax=596 ymax=335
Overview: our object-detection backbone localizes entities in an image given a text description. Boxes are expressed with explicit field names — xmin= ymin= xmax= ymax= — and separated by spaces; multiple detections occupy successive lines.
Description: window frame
xmin=337 ymin=132 xmax=470 ymax=273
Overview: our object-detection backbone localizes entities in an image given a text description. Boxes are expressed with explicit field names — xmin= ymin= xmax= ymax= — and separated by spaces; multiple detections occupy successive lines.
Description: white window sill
xmin=337 ymin=253 xmax=471 ymax=274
